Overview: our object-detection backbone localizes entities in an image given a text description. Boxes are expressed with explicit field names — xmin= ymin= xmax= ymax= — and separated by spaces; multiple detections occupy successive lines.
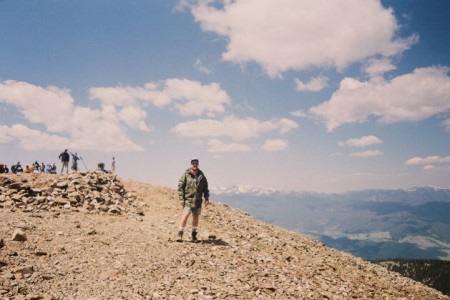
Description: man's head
xmin=190 ymin=158 xmax=199 ymax=170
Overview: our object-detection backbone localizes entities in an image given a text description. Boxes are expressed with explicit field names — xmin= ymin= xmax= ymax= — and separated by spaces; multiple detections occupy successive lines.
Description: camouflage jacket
xmin=177 ymin=168 xmax=209 ymax=208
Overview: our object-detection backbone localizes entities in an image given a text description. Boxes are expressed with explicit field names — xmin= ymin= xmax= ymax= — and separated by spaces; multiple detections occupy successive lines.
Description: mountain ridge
xmin=211 ymin=184 xmax=450 ymax=197
xmin=0 ymin=173 xmax=449 ymax=299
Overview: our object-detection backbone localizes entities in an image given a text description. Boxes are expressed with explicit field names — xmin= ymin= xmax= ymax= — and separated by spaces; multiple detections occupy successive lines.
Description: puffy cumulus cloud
xmin=309 ymin=67 xmax=450 ymax=131
xmin=0 ymin=80 xmax=74 ymax=133
xmin=295 ymin=76 xmax=328 ymax=92
xmin=0 ymin=78 xmax=233 ymax=152
xmin=167 ymin=79 xmax=230 ymax=117
xmin=118 ymin=106 xmax=152 ymax=132
xmin=69 ymin=118 xmax=144 ymax=152
xmin=184 ymin=0 xmax=416 ymax=77
xmin=423 ymin=165 xmax=437 ymax=171
xmin=0 ymin=125 xmax=14 ymax=143
xmin=405 ymin=155 xmax=450 ymax=166
xmin=262 ymin=139 xmax=288 ymax=151
xmin=0 ymin=124 xmax=69 ymax=151
xmin=207 ymin=139 xmax=251 ymax=153
xmin=277 ymin=118 xmax=299 ymax=133
xmin=338 ymin=135 xmax=382 ymax=147
xmin=171 ymin=115 xmax=299 ymax=140
xmin=290 ymin=110 xmax=308 ymax=118
xmin=349 ymin=150 xmax=383 ymax=157
xmin=90 ymin=78 xmax=230 ymax=117
xmin=0 ymin=80 xmax=144 ymax=152
xmin=363 ymin=58 xmax=397 ymax=77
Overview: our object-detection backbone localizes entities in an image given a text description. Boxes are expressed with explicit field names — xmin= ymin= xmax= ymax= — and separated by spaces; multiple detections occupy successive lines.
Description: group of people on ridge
xmin=0 ymin=161 xmax=58 ymax=174
xmin=58 ymin=149 xmax=116 ymax=175
xmin=0 ymin=150 xmax=115 ymax=175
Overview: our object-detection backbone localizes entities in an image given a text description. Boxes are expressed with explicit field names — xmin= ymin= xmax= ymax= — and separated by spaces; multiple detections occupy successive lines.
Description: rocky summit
xmin=0 ymin=173 xmax=449 ymax=300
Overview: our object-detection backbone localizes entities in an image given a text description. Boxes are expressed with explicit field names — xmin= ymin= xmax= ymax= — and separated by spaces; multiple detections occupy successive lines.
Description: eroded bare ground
xmin=0 ymin=174 xmax=449 ymax=299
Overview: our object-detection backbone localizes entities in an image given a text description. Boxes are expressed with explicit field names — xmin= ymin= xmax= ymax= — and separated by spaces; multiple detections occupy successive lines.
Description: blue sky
xmin=1 ymin=0 xmax=449 ymax=193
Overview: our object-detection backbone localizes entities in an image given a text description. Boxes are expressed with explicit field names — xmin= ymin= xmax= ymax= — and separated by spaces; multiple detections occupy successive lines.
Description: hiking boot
xmin=177 ymin=230 xmax=183 ymax=241
xmin=191 ymin=230 xmax=198 ymax=243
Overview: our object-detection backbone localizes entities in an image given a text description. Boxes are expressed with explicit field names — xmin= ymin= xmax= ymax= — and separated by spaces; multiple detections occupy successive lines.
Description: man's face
xmin=191 ymin=160 xmax=199 ymax=170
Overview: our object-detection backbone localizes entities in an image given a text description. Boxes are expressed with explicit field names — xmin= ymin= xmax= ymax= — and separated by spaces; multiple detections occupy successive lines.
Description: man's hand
xmin=204 ymin=200 xmax=210 ymax=208
xmin=180 ymin=200 xmax=185 ymax=208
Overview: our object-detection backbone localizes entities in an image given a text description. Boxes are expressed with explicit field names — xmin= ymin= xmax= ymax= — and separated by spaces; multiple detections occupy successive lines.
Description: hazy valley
xmin=211 ymin=186 xmax=450 ymax=260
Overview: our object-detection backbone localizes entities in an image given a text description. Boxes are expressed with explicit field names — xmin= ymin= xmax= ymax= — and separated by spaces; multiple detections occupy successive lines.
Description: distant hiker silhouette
xmin=58 ymin=149 xmax=70 ymax=174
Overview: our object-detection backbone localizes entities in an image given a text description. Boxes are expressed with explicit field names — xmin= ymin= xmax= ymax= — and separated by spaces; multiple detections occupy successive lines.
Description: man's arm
xmin=203 ymin=177 xmax=210 ymax=206
xmin=177 ymin=173 xmax=186 ymax=205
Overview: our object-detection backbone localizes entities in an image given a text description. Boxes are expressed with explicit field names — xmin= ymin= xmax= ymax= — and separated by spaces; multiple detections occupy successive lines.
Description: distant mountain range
xmin=210 ymin=186 xmax=450 ymax=260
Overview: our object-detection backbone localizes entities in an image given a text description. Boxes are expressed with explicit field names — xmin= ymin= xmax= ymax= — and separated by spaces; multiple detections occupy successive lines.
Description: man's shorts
xmin=183 ymin=205 xmax=202 ymax=216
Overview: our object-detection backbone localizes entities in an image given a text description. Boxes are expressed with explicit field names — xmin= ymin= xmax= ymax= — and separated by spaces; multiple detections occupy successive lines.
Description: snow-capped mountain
xmin=210 ymin=185 xmax=279 ymax=196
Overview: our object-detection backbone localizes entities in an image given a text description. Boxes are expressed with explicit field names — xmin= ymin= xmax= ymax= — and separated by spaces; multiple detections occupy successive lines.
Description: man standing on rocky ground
xmin=58 ymin=149 xmax=70 ymax=174
xmin=177 ymin=158 xmax=210 ymax=242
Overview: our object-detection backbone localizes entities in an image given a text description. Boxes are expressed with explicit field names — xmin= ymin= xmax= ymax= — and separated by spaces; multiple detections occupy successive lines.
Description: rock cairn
xmin=0 ymin=172 xmax=141 ymax=215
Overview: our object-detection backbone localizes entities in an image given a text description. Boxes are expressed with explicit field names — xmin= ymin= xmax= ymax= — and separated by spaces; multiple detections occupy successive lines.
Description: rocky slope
xmin=0 ymin=173 xmax=449 ymax=299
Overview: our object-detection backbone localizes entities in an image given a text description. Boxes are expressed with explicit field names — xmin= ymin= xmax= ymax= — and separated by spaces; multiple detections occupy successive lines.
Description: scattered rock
xmin=11 ymin=265 xmax=34 ymax=276
xmin=11 ymin=229 xmax=27 ymax=241
xmin=0 ymin=174 xmax=448 ymax=300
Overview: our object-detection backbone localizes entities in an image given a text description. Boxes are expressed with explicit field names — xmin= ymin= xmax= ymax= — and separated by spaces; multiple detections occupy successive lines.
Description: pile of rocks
xmin=0 ymin=172 xmax=142 ymax=215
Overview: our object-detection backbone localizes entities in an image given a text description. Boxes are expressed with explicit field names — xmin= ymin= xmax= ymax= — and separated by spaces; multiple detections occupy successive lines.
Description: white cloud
xmin=0 ymin=126 xmax=14 ymax=143
xmin=290 ymin=110 xmax=308 ymax=118
xmin=277 ymin=118 xmax=299 ymax=133
xmin=423 ymin=165 xmax=436 ymax=171
xmin=89 ymin=85 xmax=152 ymax=107
xmin=405 ymin=155 xmax=450 ymax=166
xmin=349 ymin=150 xmax=383 ymax=157
xmin=339 ymin=135 xmax=382 ymax=147
xmin=0 ymin=80 xmax=143 ymax=152
xmin=171 ymin=115 xmax=299 ymax=140
xmin=363 ymin=58 xmax=397 ymax=77
xmin=262 ymin=139 xmax=288 ymax=151
xmin=185 ymin=0 xmax=417 ymax=77
xmin=309 ymin=67 xmax=450 ymax=131
xmin=207 ymin=139 xmax=251 ymax=153
xmin=0 ymin=78 xmax=234 ymax=152
xmin=0 ymin=80 xmax=74 ymax=133
xmin=90 ymin=78 xmax=231 ymax=117
xmin=0 ymin=124 xmax=69 ymax=151
xmin=167 ymin=79 xmax=230 ymax=117
xmin=118 ymin=106 xmax=153 ymax=132
xmin=295 ymin=76 xmax=328 ymax=92
xmin=194 ymin=58 xmax=212 ymax=74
